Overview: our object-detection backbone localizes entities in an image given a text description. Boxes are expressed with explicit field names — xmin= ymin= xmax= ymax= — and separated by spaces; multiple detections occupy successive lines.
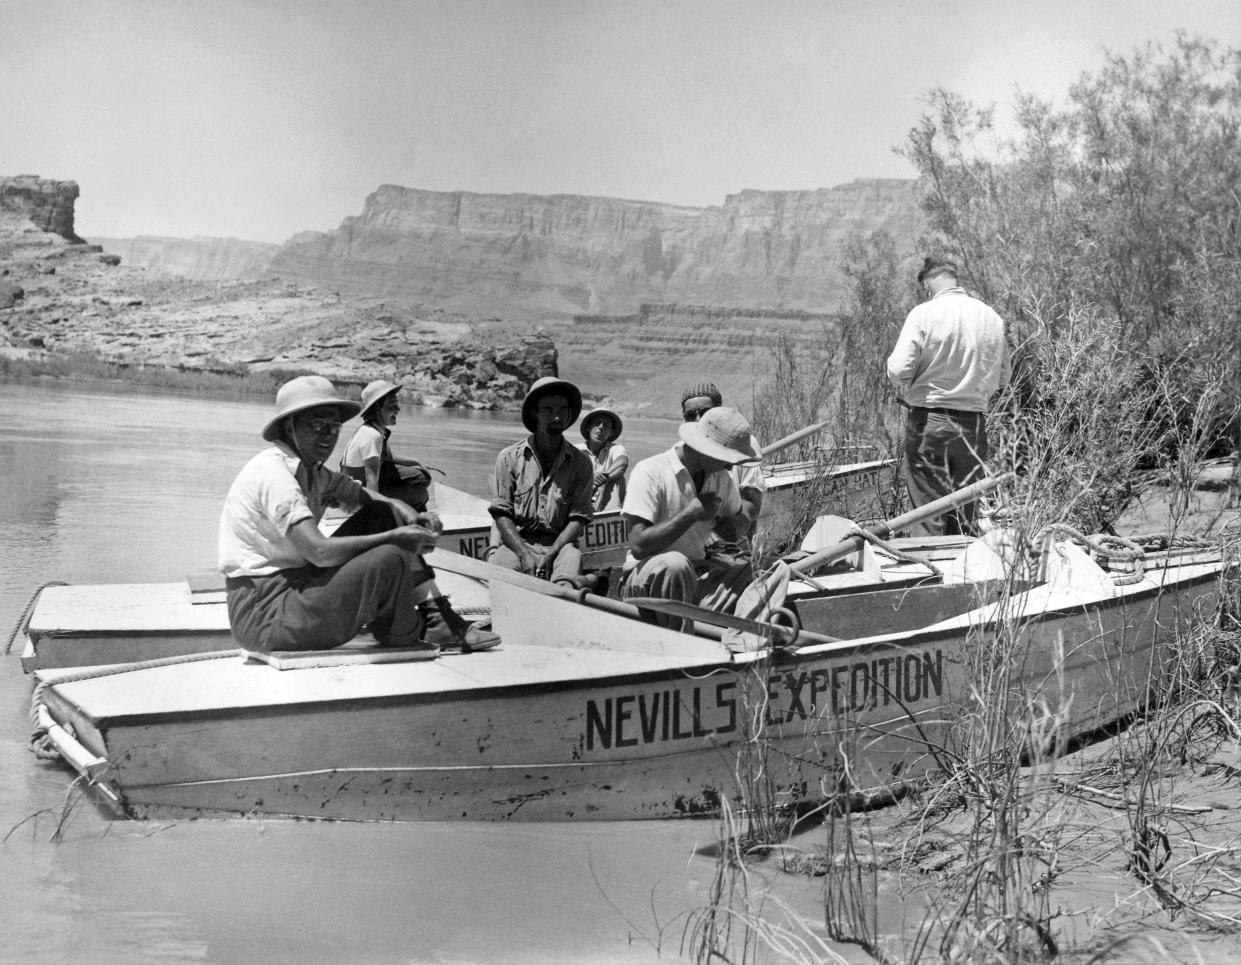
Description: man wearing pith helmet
xmin=488 ymin=376 xmax=596 ymax=588
xmin=218 ymin=374 xmax=499 ymax=656
xmin=621 ymin=406 xmax=760 ymax=630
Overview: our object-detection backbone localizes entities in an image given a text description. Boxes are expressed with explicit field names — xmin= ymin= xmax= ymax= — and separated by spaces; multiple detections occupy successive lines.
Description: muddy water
xmin=0 ymin=380 xmax=836 ymax=964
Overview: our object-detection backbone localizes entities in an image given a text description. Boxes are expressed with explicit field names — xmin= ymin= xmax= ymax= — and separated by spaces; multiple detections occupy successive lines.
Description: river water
xmin=0 ymin=380 xmax=830 ymax=965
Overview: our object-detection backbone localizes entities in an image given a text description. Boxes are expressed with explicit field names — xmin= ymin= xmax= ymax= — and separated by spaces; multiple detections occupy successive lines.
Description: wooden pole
xmin=790 ymin=472 xmax=1015 ymax=574
xmin=759 ymin=419 xmax=832 ymax=458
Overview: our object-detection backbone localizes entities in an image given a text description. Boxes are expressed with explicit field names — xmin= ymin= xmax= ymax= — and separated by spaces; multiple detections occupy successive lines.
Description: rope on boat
xmin=849 ymin=525 xmax=944 ymax=579
xmin=4 ymin=581 xmax=70 ymax=656
xmin=1033 ymin=523 xmax=1146 ymax=585
xmin=28 ymin=649 xmax=242 ymax=763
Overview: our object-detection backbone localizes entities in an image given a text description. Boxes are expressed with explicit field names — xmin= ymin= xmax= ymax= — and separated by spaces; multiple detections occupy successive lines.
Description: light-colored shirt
xmin=489 ymin=434 xmax=594 ymax=543
xmin=886 ymin=287 xmax=1010 ymax=412
xmin=622 ymin=447 xmax=742 ymax=568
xmin=218 ymin=444 xmax=365 ymax=577
xmin=578 ymin=439 xmax=629 ymax=512
xmin=341 ymin=422 xmax=386 ymax=470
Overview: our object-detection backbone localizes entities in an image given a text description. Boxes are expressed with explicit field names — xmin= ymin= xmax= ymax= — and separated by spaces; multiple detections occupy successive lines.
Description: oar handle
xmin=790 ymin=472 xmax=1015 ymax=573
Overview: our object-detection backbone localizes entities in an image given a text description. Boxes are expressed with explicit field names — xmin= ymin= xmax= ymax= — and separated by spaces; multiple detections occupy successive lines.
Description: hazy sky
xmin=4 ymin=0 xmax=1239 ymax=243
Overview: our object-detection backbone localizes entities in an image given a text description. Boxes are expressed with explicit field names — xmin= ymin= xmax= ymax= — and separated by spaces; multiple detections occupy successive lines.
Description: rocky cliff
xmin=91 ymin=235 xmax=279 ymax=280
xmin=0 ymin=178 xmax=555 ymax=408
xmin=0 ymin=175 xmax=83 ymax=243
xmin=269 ymin=180 xmax=923 ymax=320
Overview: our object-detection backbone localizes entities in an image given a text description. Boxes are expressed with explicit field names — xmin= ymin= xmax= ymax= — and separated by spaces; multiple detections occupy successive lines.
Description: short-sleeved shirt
xmin=218 ymin=444 xmax=365 ymax=577
xmin=622 ymin=447 xmax=742 ymax=568
xmin=578 ymin=439 xmax=629 ymax=511
xmin=341 ymin=422 xmax=388 ymax=470
xmin=489 ymin=434 xmax=594 ymax=544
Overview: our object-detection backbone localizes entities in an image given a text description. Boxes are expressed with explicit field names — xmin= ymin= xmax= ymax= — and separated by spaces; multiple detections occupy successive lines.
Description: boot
xmin=418 ymin=597 xmax=501 ymax=652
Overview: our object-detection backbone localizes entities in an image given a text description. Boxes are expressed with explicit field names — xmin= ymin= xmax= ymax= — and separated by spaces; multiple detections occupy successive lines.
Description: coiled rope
xmin=1033 ymin=523 xmax=1146 ymax=585
xmin=29 ymin=649 xmax=242 ymax=762
xmin=4 ymin=581 xmax=69 ymax=656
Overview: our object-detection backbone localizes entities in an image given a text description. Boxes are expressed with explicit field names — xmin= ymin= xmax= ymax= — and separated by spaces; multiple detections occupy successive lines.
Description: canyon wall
xmin=91 ymin=235 xmax=279 ymax=280
xmin=268 ymin=179 xmax=923 ymax=320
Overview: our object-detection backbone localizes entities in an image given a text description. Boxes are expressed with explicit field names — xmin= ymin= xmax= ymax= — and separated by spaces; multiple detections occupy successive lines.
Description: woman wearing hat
xmin=341 ymin=380 xmax=433 ymax=512
xmin=218 ymin=375 xmax=499 ymax=654
xmin=579 ymin=407 xmax=628 ymax=512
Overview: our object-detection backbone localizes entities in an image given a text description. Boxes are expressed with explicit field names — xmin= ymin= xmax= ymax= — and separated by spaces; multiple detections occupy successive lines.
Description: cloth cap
xmin=680 ymin=382 xmax=722 ymax=408
xmin=521 ymin=376 xmax=583 ymax=432
xmin=580 ymin=407 xmax=623 ymax=442
xmin=261 ymin=375 xmax=362 ymax=442
xmin=917 ymin=256 xmax=959 ymax=284
xmin=359 ymin=379 xmax=402 ymax=419
xmin=678 ymin=407 xmax=760 ymax=465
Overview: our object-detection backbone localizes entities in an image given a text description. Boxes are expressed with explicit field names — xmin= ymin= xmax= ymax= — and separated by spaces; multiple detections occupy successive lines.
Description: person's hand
xmin=414 ymin=511 xmax=443 ymax=537
xmin=534 ymin=547 xmax=560 ymax=580
xmin=518 ymin=546 xmax=545 ymax=576
xmin=691 ymin=492 xmax=723 ymax=522
xmin=390 ymin=524 xmax=439 ymax=555
xmin=593 ymin=471 xmax=609 ymax=489
xmin=713 ymin=513 xmax=746 ymax=542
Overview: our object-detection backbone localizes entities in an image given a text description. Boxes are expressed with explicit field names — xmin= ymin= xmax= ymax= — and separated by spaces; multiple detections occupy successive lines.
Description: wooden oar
xmin=759 ymin=419 xmax=832 ymax=458
xmin=790 ymin=472 xmax=1015 ymax=574
xmin=624 ymin=597 xmax=840 ymax=649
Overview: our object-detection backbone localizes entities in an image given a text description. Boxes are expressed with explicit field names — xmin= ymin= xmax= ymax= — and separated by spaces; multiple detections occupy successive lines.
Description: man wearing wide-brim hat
xmin=620 ymin=406 xmax=760 ymax=631
xmin=219 ymin=375 xmax=498 ymax=655
xmin=488 ymin=376 xmax=596 ymax=588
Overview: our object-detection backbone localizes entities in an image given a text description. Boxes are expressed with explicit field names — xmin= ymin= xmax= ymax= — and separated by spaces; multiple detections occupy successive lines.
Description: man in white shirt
xmin=886 ymin=257 xmax=1010 ymax=535
xmin=621 ymin=408 xmax=760 ymax=631
xmin=679 ymin=382 xmax=766 ymax=554
xmin=219 ymin=375 xmax=499 ymax=654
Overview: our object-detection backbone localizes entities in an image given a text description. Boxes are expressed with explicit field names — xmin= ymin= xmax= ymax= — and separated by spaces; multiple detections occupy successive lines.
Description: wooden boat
xmin=28 ymin=527 xmax=1231 ymax=822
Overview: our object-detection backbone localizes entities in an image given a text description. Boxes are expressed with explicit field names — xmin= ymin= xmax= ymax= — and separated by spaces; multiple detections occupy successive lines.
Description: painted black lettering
xmin=692 ymin=688 xmax=711 ymax=737
xmin=615 ymin=694 xmax=638 ymax=747
xmin=923 ymin=650 xmax=943 ymax=696
xmin=586 ymin=698 xmax=612 ymax=750
xmin=672 ymin=692 xmax=695 ymax=739
xmin=904 ymin=654 xmax=922 ymax=702
xmin=809 ymin=667 xmax=829 ymax=715
xmin=783 ymin=671 xmax=810 ymax=722
xmin=850 ymin=662 xmax=870 ymax=711
xmin=638 ymin=692 xmax=662 ymax=743
xmin=830 ymin=665 xmax=848 ymax=714
xmin=715 ymin=680 xmax=737 ymax=735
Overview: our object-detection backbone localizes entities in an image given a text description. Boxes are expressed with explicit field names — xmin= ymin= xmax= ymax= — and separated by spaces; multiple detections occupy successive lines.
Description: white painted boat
xmin=28 ymin=535 xmax=1230 ymax=822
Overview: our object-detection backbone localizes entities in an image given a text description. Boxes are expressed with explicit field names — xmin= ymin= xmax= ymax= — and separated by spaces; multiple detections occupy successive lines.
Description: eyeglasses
xmin=302 ymin=417 xmax=343 ymax=434
xmin=683 ymin=406 xmax=714 ymax=422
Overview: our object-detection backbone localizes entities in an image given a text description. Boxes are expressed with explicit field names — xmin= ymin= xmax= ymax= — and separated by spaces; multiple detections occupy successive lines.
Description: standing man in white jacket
xmin=886 ymin=257 xmax=1010 ymax=536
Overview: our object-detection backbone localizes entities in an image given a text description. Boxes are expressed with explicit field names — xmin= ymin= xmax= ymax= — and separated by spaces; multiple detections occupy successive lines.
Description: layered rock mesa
xmin=0 ymin=174 xmax=83 ymax=243
xmin=269 ymin=179 xmax=923 ymax=320
xmin=91 ymin=235 xmax=279 ymax=280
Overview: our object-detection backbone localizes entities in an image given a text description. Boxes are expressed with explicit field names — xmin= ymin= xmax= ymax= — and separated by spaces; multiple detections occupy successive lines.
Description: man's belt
xmin=911 ymin=405 xmax=984 ymax=419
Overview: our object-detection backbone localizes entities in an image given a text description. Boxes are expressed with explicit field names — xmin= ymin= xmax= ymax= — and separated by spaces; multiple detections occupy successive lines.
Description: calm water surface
xmin=0 ymin=380 xmax=828 ymax=965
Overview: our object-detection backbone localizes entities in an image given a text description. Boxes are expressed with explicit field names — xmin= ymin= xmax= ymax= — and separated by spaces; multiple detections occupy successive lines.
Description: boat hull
xmin=35 ymin=556 xmax=1225 ymax=822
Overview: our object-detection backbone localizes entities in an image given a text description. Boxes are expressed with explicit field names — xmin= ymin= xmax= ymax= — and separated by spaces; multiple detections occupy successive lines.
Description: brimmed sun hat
xmin=261 ymin=375 xmax=362 ymax=442
xmin=359 ymin=379 xmax=402 ymax=420
xmin=521 ymin=376 xmax=582 ymax=432
xmin=678 ymin=407 xmax=760 ymax=465
xmin=580 ymin=407 xmax=623 ymax=442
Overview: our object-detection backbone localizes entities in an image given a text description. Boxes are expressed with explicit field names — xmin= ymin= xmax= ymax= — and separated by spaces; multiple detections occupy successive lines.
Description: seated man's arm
xmin=626 ymin=492 xmax=720 ymax=560
xmin=287 ymin=512 xmax=437 ymax=568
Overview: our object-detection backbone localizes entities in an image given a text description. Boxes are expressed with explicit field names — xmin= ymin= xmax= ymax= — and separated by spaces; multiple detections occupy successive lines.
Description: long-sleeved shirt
xmin=886 ymin=287 xmax=1010 ymax=412
xmin=488 ymin=434 xmax=594 ymax=543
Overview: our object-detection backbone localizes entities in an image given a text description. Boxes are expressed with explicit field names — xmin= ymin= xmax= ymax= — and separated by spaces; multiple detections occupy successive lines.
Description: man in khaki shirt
xmin=886 ymin=257 xmax=1010 ymax=535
